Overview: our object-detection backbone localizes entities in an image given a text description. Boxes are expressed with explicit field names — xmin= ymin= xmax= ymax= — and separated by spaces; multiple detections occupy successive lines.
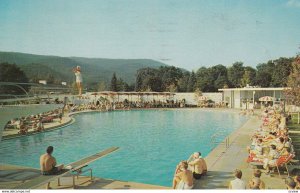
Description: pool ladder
xmin=210 ymin=132 xmax=230 ymax=152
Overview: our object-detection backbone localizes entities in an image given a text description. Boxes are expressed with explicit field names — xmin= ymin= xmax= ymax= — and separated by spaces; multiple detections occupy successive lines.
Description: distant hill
xmin=0 ymin=51 xmax=168 ymax=87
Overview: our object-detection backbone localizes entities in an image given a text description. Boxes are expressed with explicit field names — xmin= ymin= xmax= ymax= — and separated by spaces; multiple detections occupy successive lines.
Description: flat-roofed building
xmin=218 ymin=87 xmax=288 ymax=109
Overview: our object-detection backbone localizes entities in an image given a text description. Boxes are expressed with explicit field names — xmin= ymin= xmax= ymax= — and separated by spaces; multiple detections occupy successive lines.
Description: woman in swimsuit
xmin=73 ymin=66 xmax=83 ymax=95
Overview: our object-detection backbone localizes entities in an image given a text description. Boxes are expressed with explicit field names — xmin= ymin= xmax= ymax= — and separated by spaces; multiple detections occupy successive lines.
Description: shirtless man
xmin=188 ymin=152 xmax=207 ymax=179
xmin=40 ymin=146 xmax=64 ymax=175
xmin=172 ymin=161 xmax=193 ymax=189
xmin=40 ymin=146 xmax=64 ymax=188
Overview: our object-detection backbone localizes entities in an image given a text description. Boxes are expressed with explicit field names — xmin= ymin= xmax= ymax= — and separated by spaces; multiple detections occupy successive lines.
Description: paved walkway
xmin=0 ymin=164 xmax=168 ymax=189
xmin=2 ymin=116 xmax=72 ymax=140
xmin=195 ymin=115 xmax=286 ymax=189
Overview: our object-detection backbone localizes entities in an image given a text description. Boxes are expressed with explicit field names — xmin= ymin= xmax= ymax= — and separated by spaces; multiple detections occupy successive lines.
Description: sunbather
xmin=263 ymin=145 xmax=280 ymax=175
xmin=172 ymin=161 xmax=193 ymax=189
xmin=187 ymin=152 xmax=207 ymax=179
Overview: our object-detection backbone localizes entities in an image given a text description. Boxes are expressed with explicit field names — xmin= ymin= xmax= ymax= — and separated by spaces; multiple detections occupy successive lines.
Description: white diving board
xmin=14 ymin=147 xmax=119 ymax=189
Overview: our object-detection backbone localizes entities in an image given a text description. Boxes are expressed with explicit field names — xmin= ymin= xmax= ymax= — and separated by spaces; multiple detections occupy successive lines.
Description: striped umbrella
xmin=259 ymin=96 xmax=275 ymax=102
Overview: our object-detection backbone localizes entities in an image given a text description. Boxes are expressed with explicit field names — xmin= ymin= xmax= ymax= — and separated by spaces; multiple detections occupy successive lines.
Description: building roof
xmin=218 ymin=87 xmax=290 ymax=91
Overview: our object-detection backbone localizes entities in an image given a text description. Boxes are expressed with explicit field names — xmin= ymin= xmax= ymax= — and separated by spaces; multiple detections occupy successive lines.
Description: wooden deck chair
xmin=272 ymin=154 xmax=295 ymax=178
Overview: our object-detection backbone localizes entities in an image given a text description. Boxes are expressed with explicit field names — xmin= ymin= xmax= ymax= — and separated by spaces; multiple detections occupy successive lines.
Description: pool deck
xmin=2 ymin=116 xmax=73 ymax=140
xmin=0 ymin=164 xmax=169 ymax=189
xmin=195 ymin=114 xmax=286 ymax=189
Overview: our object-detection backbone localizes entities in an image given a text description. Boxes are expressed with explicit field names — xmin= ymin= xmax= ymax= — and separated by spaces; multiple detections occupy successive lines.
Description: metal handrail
xmin=210 ymin=131 xmax=230 ymax=151
xmin=57 ymin=167 xmax=93 ymax=189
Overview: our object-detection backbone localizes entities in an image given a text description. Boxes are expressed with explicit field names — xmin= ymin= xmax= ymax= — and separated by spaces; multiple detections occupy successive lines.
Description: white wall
xmin=234 ymin=90 xmax=241 ymax=109
xmin=174 ymin=92 xmax=223 ymax=105
xmin=85 ymin=92 xmax=223 ymax=105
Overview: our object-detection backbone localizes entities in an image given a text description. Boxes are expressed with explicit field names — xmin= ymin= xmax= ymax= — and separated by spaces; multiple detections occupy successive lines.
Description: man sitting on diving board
xmin=40 ymin=146 xmax=64 ymax=188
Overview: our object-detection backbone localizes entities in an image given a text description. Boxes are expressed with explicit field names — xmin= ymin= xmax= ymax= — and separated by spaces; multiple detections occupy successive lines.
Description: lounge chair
xmin=249 ymin=154 xmax=295 ymax=177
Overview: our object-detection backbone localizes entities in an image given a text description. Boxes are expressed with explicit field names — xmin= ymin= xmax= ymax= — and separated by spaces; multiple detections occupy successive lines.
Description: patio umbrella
xmin=259 ymin=96 xmax=275 ymax=102
xmin=198 ymin=96 xmax=208 ymax=101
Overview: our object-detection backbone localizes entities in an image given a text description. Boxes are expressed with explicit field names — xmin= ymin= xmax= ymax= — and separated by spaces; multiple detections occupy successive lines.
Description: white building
xmin=218 ymin=87 xmax=288 ymax=109
xmin=39 ymin=80 xmax=47 ymax=85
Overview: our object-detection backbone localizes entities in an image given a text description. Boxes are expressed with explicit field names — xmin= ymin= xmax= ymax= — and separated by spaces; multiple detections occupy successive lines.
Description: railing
xmin=57 ymin=167 xmax=93 ymax=188
xmin=210 ymin=131 xmax=230 ymax=152
xmin=0 ymin=82 xmax=70 ymax=104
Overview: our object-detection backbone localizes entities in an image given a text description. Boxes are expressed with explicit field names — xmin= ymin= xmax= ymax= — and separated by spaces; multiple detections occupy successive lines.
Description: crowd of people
xmin=228 ymin=106 xmax=298 ymax=189
xmin=4 ymin=108 xmax=63 ymax=135
xmin=172 ymin=152 xmax=207 ymax=189
xmin=229 ymin=168 xmax=300 ymax=189
xmin=246 ymin=107 xmax=294 ymax=175
xmin=67 ymin=99 xmax=189 ymax=113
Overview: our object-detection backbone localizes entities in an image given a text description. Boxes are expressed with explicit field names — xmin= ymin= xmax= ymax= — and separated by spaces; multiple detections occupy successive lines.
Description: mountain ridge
xmin=0 ymin=51 xmax=169 ymax=88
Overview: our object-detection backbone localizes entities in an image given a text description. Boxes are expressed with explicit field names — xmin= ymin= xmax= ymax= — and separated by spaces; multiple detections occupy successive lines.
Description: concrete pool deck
xmin=0 ymin=164 xmax=169 ymax=189
xmin=195 ymin=114 xmax=287 ymax=189
xmin=2 ymin=116 xmax=73 ymax=140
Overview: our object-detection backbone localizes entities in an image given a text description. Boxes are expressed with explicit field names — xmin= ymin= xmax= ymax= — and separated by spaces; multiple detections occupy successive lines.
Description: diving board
xmin=14 ymin=147 xmax=119 ymax=189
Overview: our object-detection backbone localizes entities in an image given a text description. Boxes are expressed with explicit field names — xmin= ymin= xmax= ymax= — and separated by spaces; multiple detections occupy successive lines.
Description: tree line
xmin=0 ymin=56 xmax=295 ymax=94
xmin=130 ymin=57 xmax=294 ymax=92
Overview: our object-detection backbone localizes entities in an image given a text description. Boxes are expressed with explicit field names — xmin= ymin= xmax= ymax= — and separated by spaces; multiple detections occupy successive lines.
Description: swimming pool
xmin=0 ymin=109 xmax=247 ymax=187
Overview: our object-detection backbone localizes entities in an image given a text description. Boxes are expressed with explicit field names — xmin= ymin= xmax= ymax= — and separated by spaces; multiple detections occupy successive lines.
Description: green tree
xmin=227 ymin=62 xmax=244 ymax=88
xmin=241 ymin=70 xmax=251 ymax=87
xmin=255 ymin=61 xmax=275 ymax=87
xmin=116 ymin=78 xmax=130 ymax=91
xmin=46 ymin=74 xmax=55 ymax=84
xmin=214 ymin=75 xmax=228 ymax=89
xmin=159 ymin=66 xmax=183 ymax=91
xmin=166 ymin=83 xmax=178 ymax=93
xmin=271 ymin=57 xmax=293 ymax=87
xmin=187 ymin=71 xmax=196 ymax=92
xmin=0 ymin=63 xmax=28 ymax=83
xmin=135 ymin=68 xmax=163 ymax=92
xmin=0 ymin=63 xmax=29 ymax=95
xmin=255 ymin=71 xmax=272 ymax=87
xmin=195 ymin=67 xmax=215 ymax=92
xmin=211 ymin=64 xmax=228 ymax=90
xmin=98 ymin=81 xmax=106 ymax=91
xmin=177 ymin=71 xmax=190 ymax=92
xmin=110 ymin=72 xmax=117 ymax=91
xmin=284 ymin=56 xmax=300 ymax=106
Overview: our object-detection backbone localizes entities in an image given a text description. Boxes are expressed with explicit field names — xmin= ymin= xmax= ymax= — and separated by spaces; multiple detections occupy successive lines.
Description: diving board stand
xmin=14 ymin=147 xmax=119 ymax=189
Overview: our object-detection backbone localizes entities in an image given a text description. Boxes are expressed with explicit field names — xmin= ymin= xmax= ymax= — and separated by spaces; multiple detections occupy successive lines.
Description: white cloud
xmin=287 ymin=0 xmax=300 ymax=8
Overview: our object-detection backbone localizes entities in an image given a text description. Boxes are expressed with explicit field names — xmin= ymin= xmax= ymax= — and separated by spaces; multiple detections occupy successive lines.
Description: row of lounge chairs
xmin=4 ymin=108 xmax=63 ymax=135
xmin=247 ymin=107 xmax=297 ymax=177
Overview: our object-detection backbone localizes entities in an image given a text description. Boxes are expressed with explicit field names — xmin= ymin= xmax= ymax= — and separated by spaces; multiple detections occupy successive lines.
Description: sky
xmin=0 ymin=0 xmax=300 ymax=70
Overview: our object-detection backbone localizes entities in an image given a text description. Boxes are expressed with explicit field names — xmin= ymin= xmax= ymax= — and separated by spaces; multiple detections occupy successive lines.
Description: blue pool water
xmin=0 ymin=109 xmax=247 ymax=187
